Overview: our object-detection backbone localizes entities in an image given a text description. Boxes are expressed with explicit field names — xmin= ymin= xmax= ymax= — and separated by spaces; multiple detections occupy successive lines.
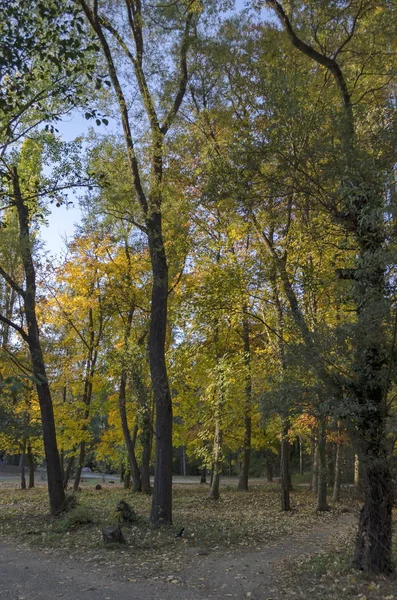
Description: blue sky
xmin=40 ymin=0 xmax=266 ymax=256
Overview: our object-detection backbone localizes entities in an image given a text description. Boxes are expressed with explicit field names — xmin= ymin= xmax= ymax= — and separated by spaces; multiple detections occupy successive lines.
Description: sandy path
xmin=0 ymin=513 xmax=356 ymax=600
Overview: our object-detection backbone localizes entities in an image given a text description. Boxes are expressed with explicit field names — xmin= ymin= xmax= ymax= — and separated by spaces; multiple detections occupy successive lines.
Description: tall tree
xmin=75 ymin=0 xmax=206 ymax=524
xmin=263 ymin=0 xmax=397 ymax=572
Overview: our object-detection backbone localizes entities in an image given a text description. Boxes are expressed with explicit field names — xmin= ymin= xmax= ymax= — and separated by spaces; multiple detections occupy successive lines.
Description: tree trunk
xmin=200 ymin=466 xmax=207 ymax=484
xmin=124 ymin=470 xmax=131 ymax=489
xmin=280 ymin=421 xmax=290 ymax=511
xmin=311 ymin=439 xmax=318 ymax=493
xmin=27 ymin=443 xmax=34 ymax=489
xmin=299 ymin=436 xmax=304 ymax=475
xmin=63 ymin=455 xmax=74 ymax=490
xmin=118 ymin=364 xmax=142 ymax=492
xmin=238 ymin=311 xmax=252 ymax=491
xmin=73 ymin=441 xmax=86 ymax=491
xmin=14 ymin=173 xmax=65 ymax=514
xmin=148 ymin=213 xmax=173 ymax=525
xmin=317 ymin=417 xmax=329 ymax=511
xmin=332 ymin=441 xmax=342 ymax=503
xmin=20 ymin=439 xmax=27 ymax=490
xmin=265 ymin=450 xmax=274 ymax=482
xmin=208 ymin=418 xmax=222 ymax=500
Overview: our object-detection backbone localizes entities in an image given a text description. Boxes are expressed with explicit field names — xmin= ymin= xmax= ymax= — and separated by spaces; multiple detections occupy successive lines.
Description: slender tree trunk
xmin=20 ymin=438 xmax=27 ymax=490
xmin=311 ymin=439 xmax=318 ymax=493
xmin=27 ymin=443 xmax=34 ymax=489
xmin=354 ymin=453 xmax=360 ymax=488
xmin=238 ymin=311 xmax=252 ymax=491
xmin=208 ymin=417 xmax=222 ymax=500
xmin=200 ymin=466 xmax=207 ymax=484
xmin=63 ymin=455 xmax=74 ymax=490
xmin=280 ymin=420 xmax=290 ymax=511
xmin=73 ymin=441 xmax=85 ymax=491
xmin=13 ymin=172 xmax=65 ymax=514
xmin=265 ymin=450 xmax=274 ymax=482
xmin=317 ymin=417 xmax=329 ymax=511
xmin=118 ymin=365 xmax=142 ymax=492
xmin=181 ymin=446 xmax=187 ymax=476
xmin=332 ymin=441 xmax=342 ymax=503
xmin=299 ymin=436 xmax=304 ymax=476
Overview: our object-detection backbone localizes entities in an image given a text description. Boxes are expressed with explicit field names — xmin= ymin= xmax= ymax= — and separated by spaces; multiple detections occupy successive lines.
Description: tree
xmin=75 ymin=0 xmax=207 ymax=524
xmin=262 ymin=0 xmax=397 ymax=572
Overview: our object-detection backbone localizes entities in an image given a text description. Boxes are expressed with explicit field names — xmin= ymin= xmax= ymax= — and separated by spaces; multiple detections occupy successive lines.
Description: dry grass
xmin=0 ymin=480 xmax=395 ymax=597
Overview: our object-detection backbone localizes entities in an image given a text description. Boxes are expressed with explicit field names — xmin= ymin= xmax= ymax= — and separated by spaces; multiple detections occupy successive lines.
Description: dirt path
xmin=0 ymin=513 xmax=356 ymax=600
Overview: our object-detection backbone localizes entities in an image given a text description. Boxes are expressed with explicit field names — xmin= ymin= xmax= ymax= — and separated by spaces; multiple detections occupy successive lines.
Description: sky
xmin=40 ymin=0 xmax=267 ymax=257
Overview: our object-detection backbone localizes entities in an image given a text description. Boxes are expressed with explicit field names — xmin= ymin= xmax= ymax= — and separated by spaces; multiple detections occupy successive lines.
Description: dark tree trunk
xmin=311 ymin=438 xmax=318 ymax=493
xmin=118 ymin=365 xmax=142 ymax=492
xmin=238 ymin=311 xmax=252 ymax=492
xmin=332 ymin=441 xmax=342 ymax=503
xmin=208 ymin=418 xmax=222 ymax=500
xmin=124 ymin=470 xmax=131 ymax=489
xmin=27 ymin=443 xmax=34 ymax=489
xmin=73 ymin=441 xmax=86 ymax=491
xmin=280 ymin=421 xmax=290 ymax=511
xmin=265 ymin=450 xmax=274 ymax=482
xmin=200 ymin=466 xmax=207 ymax=484
xmin=148 ymin=213 xmax=173 ymax=525
xmin=299 ymin=436 xmax=304 ymax=475
xmin=140 ymin=389 xmax=153 ymax=495
xmin=317 ymin=418 xmax=329 ymax=511
xmin=20 ymin=439 xmax=27 ymax=490
xmin=63 ymin=455 xmax=74 ymax=490
xmin=13 ymin=172 xmax=65 ymax=514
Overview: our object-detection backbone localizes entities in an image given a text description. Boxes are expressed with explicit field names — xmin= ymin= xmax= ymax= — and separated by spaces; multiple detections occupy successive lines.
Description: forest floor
xmin=0 ymin=481 xmax=396 ymax=600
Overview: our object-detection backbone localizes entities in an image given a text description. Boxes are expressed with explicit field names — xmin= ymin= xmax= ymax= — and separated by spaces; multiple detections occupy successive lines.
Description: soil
xmin=0 ymin=513 xmax=356 ymax=600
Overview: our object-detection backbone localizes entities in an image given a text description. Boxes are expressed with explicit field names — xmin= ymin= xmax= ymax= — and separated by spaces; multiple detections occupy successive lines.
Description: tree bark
xmin=311 ymin=437 xmax=318 ymax=493
xmin=13 ymin=170 xmax=65 ymax=514
xmin=266 ymin=0 xmax=394 ymax=573
xmin=265 ymin=450 xmax=274 ymax=482
xmin=317 ymin=417 xmax=329 ymax=511
xmin=208 ymin=417 xmax=222 ymax=500
xmin=148 ymin=214 xmax=173 ymax=524
xmin=238 ymin=311 xmax=252 ymax=491
xmin=280 ymin=420 xmax=290 ymax=511
xmin=27 ymin=443 xmax=34 ymax=489
xmin=63 ymin=455 xmax=74 ymax=490
xmin=332 ymin=441 xmax=341 ymax=503
xmin=20 ymin=439 xmax=27 ymax=490
xmin=200 ymin=466 xmax=207 ymax=484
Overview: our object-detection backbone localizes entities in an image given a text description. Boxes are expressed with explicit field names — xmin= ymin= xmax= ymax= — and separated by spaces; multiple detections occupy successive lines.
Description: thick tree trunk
xmin=317 ymin=418 xmax=329 ymax=511
xmin=238 ymin=312 xmax=252 ymax=491
xmin=148 ymin=213 xmax=173 ymax=525
xmin=280 ymin=421 xmax=290 ymax=511
xmin=124 ymin=470 xmax=131 ymax=489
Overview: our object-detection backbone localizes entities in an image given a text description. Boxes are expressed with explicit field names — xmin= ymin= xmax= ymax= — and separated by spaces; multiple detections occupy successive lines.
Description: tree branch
xmin=0 ymin=264 xmax=25 ymax=298
xmin=266 ymin=0 xmax=353 ymax=135
xmin=0 ymin=313 xmax=29 ymax=343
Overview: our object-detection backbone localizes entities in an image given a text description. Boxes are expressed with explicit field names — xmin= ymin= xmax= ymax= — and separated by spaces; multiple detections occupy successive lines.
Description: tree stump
xmin=116 ymin=500 xmax=137 ymax=523
xmin=102 ymin=525 xmax=125 ymax=544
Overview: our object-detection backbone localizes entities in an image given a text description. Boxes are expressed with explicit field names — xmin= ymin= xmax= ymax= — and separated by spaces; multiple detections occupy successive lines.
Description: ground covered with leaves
xmin=0 ymin=481 xmax=396 ymax=598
